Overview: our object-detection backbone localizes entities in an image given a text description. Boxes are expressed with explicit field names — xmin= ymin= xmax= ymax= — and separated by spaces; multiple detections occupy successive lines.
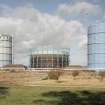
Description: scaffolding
xmin=30 ymin=48 xmax=70 ymax=68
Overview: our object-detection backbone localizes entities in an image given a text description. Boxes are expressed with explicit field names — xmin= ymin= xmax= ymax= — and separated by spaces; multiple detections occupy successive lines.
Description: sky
xmin=0 ymin=0 xmax=104 ymax=66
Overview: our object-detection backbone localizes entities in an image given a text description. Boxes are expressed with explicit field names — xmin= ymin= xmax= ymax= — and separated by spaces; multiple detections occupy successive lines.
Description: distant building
xmin=30 ymin=48 xmax=70 ymax=68
xmin=64 ymin=65 xmax=87 ymax=70
xmin=3 ymin=64 xmax=27 ymax=70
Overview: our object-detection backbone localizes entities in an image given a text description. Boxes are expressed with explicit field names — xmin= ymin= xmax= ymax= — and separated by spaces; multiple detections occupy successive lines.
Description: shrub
xmin=10 ymin=69 xmax=16 ymax=73
xmin=72 ymin=70 xmax=79 ymax=79
xmin=98 ymin=71 xmax=105 ymax=81
xmin=42 ymin=77 xmax=48 ymax=80
xmin=47 ymin=70 xmax=63 ymax=80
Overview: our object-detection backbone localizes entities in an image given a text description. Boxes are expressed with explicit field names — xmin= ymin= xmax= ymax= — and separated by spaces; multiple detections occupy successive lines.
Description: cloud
xmin=57 ymin=2 xmax=103 ymax=18
xmin=0 ymin=5 xmax=87 ymax=66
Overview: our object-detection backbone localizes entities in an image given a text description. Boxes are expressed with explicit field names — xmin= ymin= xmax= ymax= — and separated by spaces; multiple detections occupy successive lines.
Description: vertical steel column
xmin=46 ymin=49 xmax=48 ymax=68
xmin=62 ymin=55 xmax=63 ymax=68
xmin=65 ymin=55 xmax=67 ymax=67
xmin=57 ymin=55 xmax=59 ymax=68
xmin=33 ymin=55 xmax=34 ymax=68
xmin=37 ymin=55 xmax=38 ymax=68
xmin=40 ymin=54 xmax=42 ymax=68
xmin=12 ymin=34 xmax=14 ymax=64
xmin=52 ymin=54 xmax=53 ymax=68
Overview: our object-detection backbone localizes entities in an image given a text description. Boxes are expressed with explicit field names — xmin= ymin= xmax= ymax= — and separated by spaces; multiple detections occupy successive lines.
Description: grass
xmin=0 ymin=85 xmax=105 ymax=105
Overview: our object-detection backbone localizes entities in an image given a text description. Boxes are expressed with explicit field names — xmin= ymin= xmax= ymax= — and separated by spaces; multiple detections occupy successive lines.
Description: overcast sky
xmin=0 ymin=0 xmax=104 ymax=66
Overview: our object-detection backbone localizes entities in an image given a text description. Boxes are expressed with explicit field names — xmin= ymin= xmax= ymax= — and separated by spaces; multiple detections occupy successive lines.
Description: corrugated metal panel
xmin=88 ymin=22 xmax=105 ymax=69
xmin=0 ymin=34 xmax=12 ymax=67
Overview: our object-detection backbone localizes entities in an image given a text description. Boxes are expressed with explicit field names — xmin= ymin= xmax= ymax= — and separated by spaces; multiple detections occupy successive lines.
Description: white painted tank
xmin=0 ymin=34 xmax=12 ymax=67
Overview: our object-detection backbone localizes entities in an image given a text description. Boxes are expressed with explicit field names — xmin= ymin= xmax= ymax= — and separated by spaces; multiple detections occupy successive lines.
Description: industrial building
xmin=30 ymin=48 xmax=70 ymax=68
xmin=0 ymin=34 xmax=12 ymax=67
xmin=88 ymin=22 xmax=105 ymax=69
xmin=3 ymin=64 xmax=27 ymax=70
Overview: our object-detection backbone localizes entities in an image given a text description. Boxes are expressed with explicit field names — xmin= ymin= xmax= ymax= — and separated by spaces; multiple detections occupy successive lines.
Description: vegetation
xmin=47 ymin=70 xmax=63 ymax=80
xmin=0 ymin=70 xmax=105 ymax=105
xmin=72 ymin=70 xmax=79 ymax=79
xmin=0 ymin=85 xmax=105 ymax=105
xmin=98 ymin=71 xmax=105 ymax=81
